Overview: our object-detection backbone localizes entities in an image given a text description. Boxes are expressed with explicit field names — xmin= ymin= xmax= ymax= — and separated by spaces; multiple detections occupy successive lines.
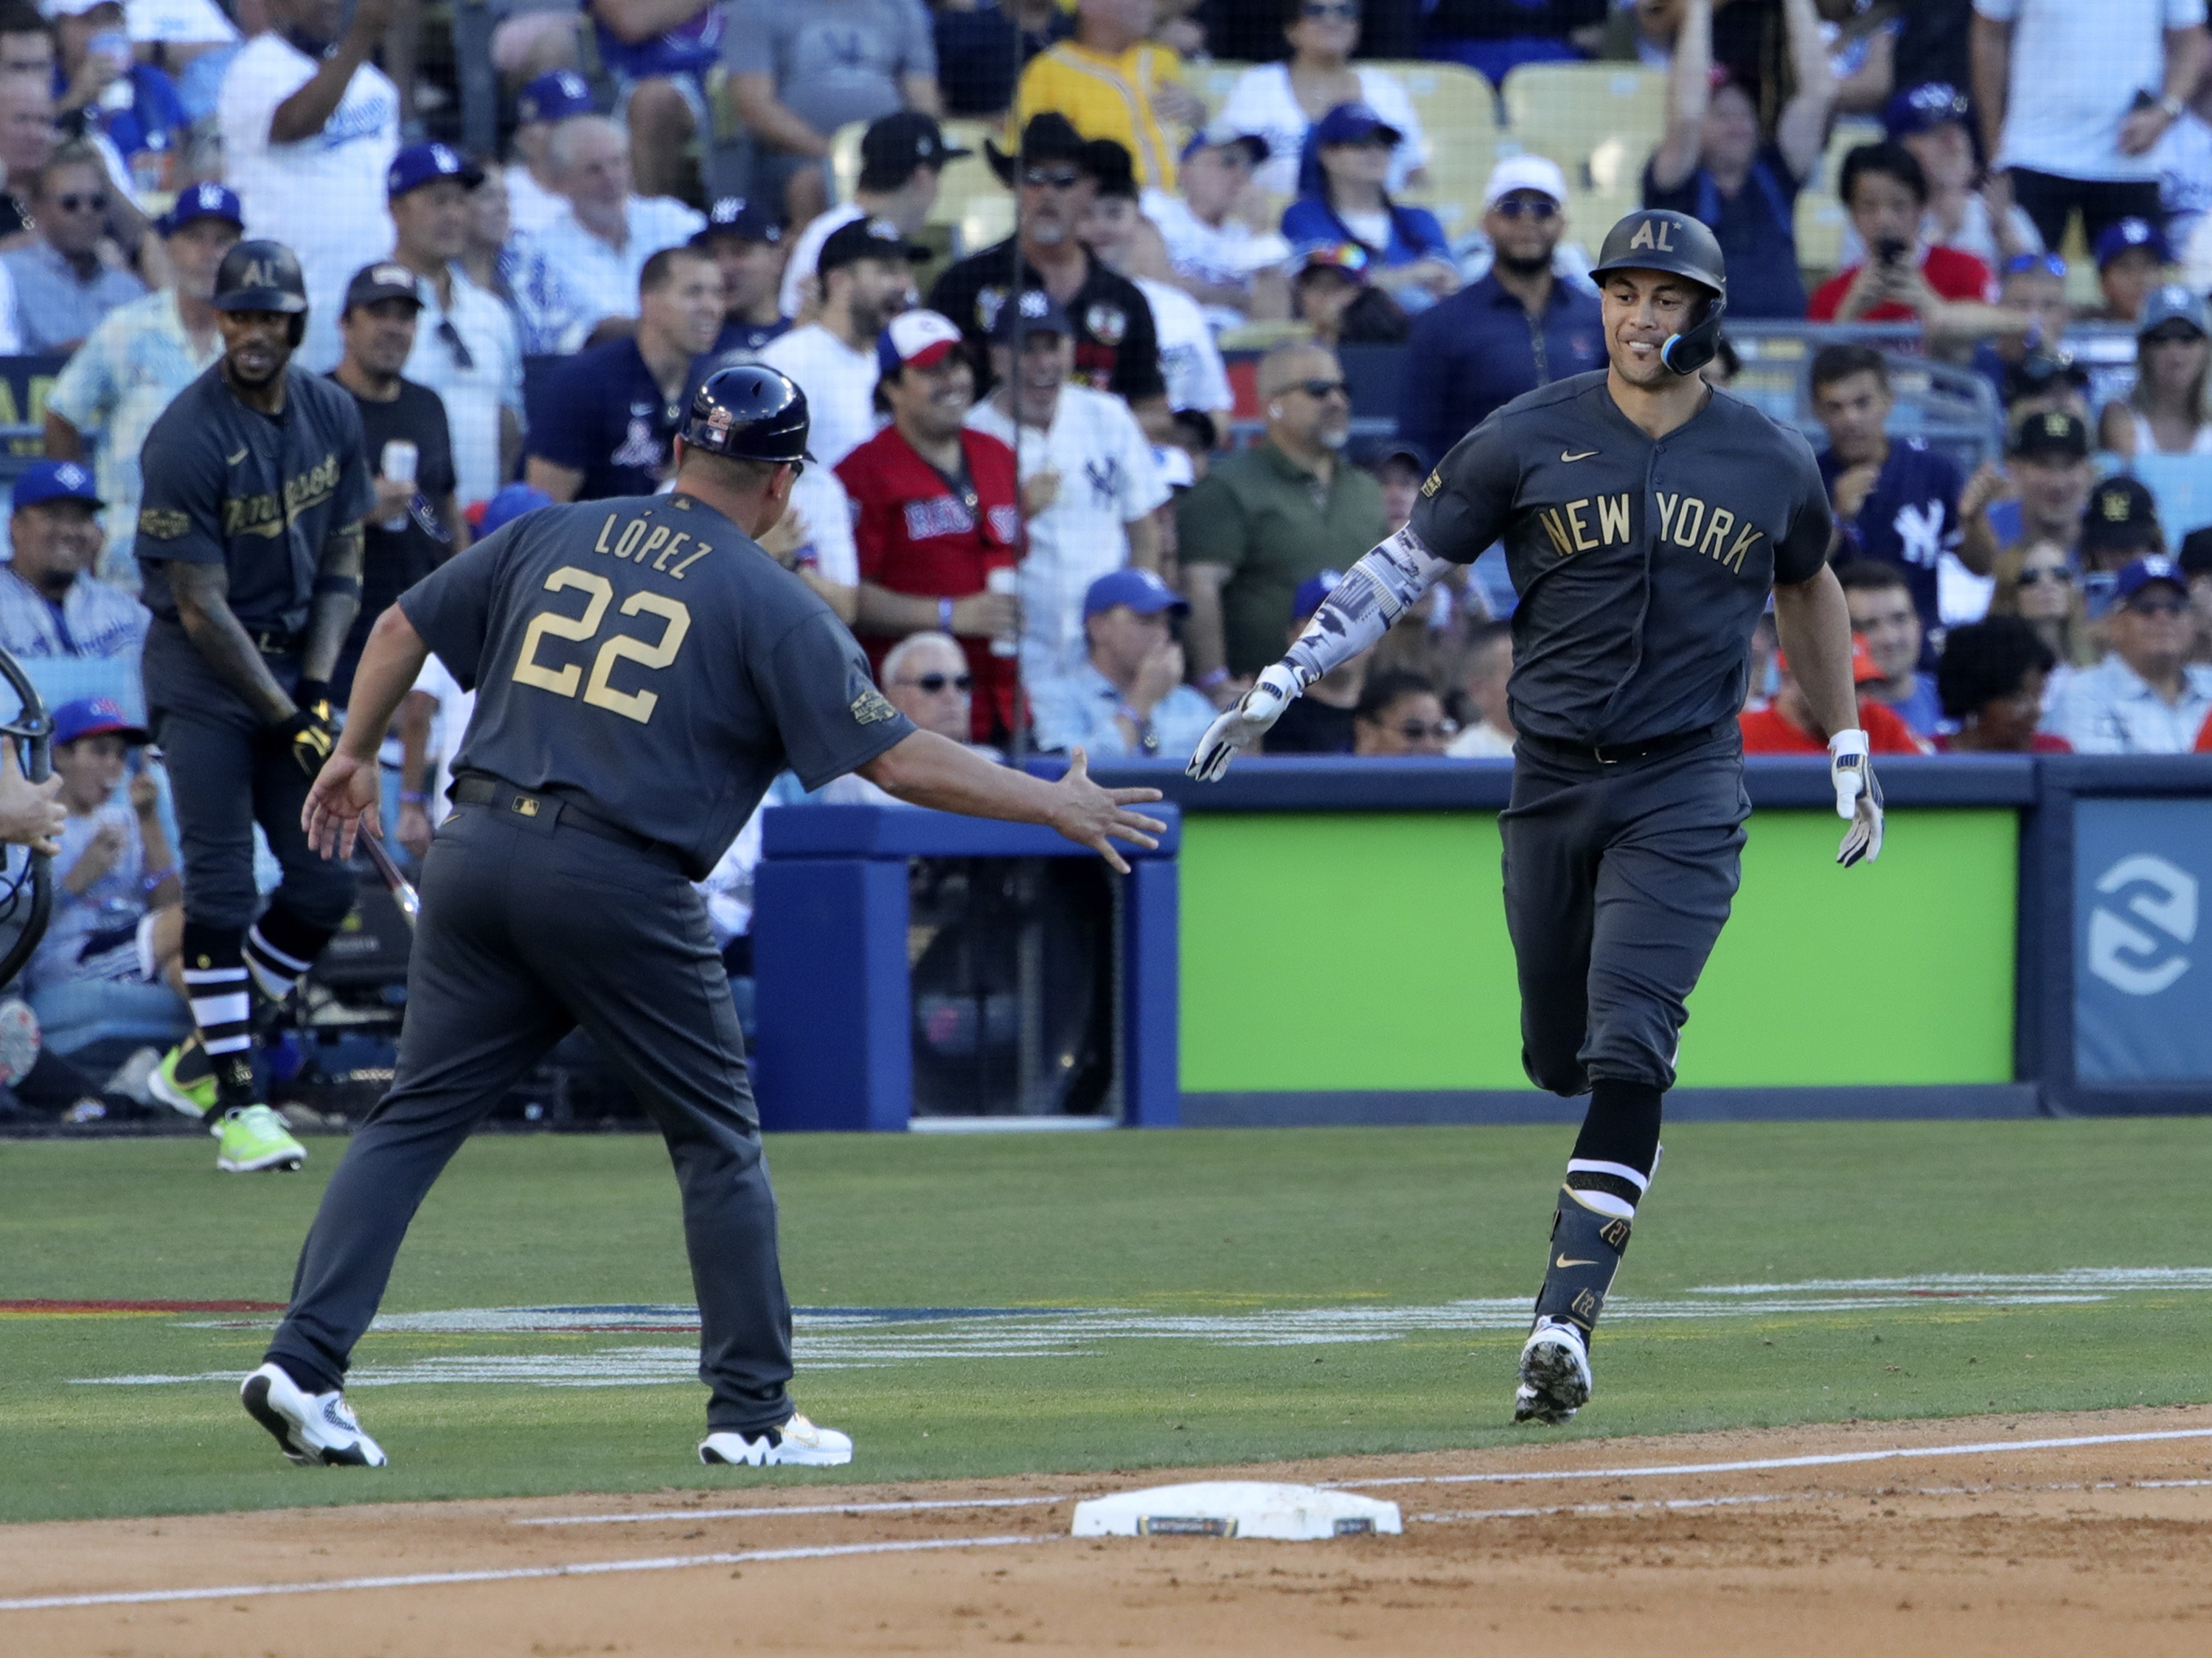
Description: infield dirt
xmin=10 ymin=1404 xmax=2212 ymax=1656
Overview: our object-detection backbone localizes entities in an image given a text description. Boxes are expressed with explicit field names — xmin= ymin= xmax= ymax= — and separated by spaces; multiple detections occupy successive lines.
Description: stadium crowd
xmin=4 ymin=0 xmax=2212 ymax=1119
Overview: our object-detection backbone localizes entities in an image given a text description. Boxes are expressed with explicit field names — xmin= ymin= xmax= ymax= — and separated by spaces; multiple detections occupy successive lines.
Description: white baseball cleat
xmin=698 ymin=1412 xmax=854 ymax=1467
xmin=240 ymin=1362 xmax=388 ymax=1466
xmin=1513 ymin=1319 xmax=1593 ymax=1426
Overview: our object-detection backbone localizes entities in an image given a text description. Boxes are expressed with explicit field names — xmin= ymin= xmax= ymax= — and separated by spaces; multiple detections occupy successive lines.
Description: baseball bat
xmin=361 ymin=825 xmax=420 ymax=929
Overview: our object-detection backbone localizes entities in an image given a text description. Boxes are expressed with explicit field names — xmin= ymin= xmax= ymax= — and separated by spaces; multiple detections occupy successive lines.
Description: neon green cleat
xmin=214 ymin=1105 xmax=307 ymax=1173
xmin=147 ymin=1033 xmax=218 ymax=1120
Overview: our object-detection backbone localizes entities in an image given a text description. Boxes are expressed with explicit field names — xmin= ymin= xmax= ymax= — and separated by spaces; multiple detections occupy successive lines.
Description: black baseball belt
xmin=1515 ymin=719 xmax=1733 ymax=769
xmin=450 ymin=772 xmax=681 ymax=867
xmin=249 ymin=626 xmax=303 ymax=656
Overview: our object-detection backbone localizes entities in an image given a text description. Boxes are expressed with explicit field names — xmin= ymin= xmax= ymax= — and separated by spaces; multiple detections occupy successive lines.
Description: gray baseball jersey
xmin=1410 ymin=370 xmax=1832 ymax=748
xmin=399 ymin=491 xmax=916 ymax=878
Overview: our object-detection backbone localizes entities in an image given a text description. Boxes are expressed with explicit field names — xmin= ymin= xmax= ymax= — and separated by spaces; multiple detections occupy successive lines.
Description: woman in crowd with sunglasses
xmin=1989 ymin=535 xmax=2097 ymax=715
xmin=2098 ymin=284 xmax=2212 ymax=460
xmin=1216 ymin=0 xmax=1429 ymax=201
xmin=1351 ymin=669 xmax=1456 ymax=757
xmin=1281 ymin=102 xmax=1456 ymax=311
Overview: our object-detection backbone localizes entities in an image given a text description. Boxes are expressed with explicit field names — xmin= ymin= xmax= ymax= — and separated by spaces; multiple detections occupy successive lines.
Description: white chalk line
xmin=0 ymin=1533 xmax=1054 ymax=1614
xmin=1329 ymin=1426 xmax=2212 ymax=1490
xmin=1413 ymin=1474 xmax=2212 ymax=1524
xmin=519 ymin=1494 xmax=1071 ymax=1527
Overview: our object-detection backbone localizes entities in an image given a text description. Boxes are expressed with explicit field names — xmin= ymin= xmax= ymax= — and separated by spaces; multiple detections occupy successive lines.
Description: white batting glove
xmin=1186 ymin=662 xmax=1301 ymax=781
xmin=1829 ymin=728 xmax=1884 ymax=868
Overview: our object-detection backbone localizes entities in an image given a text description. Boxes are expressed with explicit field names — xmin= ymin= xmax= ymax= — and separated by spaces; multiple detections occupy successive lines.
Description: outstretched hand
xmin=1046 ymin=747 xmax=1166 ymax=874
xmin=302 ymin=752 xmax=382 ymax=861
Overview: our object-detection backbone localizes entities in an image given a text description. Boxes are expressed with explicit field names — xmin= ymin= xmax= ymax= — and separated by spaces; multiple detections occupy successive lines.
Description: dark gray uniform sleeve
xmin=1407 ymin=412 xmax=1524 ymax=565
xmin=760 ymin=611 xmax=918 ymax=791
xmin=397 ymin=529 xmax=509 ymax=689
xmin=133 ymin=416 xmax=227 ymax=566
xmin=1771 ymin=434 xmax=1834 ymax=586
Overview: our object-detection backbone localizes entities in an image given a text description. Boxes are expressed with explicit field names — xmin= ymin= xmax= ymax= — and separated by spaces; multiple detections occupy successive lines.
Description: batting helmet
xmin=1587 ymin=209 xmax=1728 ymax=376
xmin=213 ymin=239 xmax=310 ymax=344
xmin=679 ymin=365 xmax=814 ymax=466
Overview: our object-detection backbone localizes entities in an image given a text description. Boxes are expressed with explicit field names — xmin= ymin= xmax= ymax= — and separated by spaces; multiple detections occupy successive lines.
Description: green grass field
xmin=4 ymin=1121 xmax=2211 ymax=1526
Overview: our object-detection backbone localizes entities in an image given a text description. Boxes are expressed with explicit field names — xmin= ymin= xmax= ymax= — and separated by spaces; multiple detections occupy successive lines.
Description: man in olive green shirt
xmin=1179 ymin=343 xmax=1388 ymax=697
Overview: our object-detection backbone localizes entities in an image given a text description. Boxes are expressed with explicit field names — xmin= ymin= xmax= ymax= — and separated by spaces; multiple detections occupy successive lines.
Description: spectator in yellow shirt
xmin=1012 ymin=0 xmax=1203 ymax=191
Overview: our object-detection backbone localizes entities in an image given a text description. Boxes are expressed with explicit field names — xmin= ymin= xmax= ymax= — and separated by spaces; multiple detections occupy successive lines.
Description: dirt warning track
xmin=8 ymin=1406 xmax=2212 ymax=1655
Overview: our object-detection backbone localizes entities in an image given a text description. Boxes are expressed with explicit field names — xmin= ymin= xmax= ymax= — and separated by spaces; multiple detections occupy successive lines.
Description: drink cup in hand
xmin=379 ymin=439 xmax=418 ymax=530
xmin=986 ymin=566 xmax=1020 ymax=659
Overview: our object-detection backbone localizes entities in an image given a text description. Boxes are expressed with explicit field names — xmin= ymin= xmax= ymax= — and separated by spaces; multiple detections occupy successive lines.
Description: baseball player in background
xmin=136 ymin=240 xmax=374 ymax=1175
xmin=1190 ymin=209 xmax=1882 ymax=1426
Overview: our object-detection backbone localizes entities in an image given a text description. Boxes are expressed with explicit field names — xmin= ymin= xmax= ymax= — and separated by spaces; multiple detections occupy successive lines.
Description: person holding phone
xmin=1807 ymin=143 xmax=2012 ymax=338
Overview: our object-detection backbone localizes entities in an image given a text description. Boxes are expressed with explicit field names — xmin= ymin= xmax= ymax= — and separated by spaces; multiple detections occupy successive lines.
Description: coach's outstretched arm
xmin=1773 ymin=563 xmax=1885 ymax=867
xmin=863 ymin=737 xmax=1166 ymax=874
xmin=304 ymin=603 xmax=432 ymax=859
xmin=1186 ymin=527 xmax=1454 ymax=780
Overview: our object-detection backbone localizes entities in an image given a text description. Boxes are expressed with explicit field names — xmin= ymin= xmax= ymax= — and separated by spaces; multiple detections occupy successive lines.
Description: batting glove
xmin=275 ymin=701 xmax=338 ymax=782
xmin=1186 ymin=662 xmax=1301 ymax=782
xmin=1829 ymin=728 xmax=1884 ymax=867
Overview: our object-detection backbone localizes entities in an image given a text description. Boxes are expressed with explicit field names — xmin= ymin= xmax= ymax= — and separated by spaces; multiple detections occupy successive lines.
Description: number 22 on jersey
xmin=512 ymin=566 xmax=692 ymax=724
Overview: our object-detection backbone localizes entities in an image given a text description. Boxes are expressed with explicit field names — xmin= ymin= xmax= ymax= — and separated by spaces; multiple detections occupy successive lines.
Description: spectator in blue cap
xmin=2101 ymin=284 xmax=2212 ymax=460
xmin=2093 ymin=216 xmax=2174 ymax=325
xmin=45 ymin=181 xmax=243 ymax=586
xmin=2045 ymin=555 xmax=2212 ymax=753
xmin=386 ymin=140 xmax=526 ymax=513
xmin=1846 ymin=80 xmax=2042 ymax=271
xmin=1029 ymin=568 xmax=1214 ymax=762
xmin=49 ymin=0 xmax=187 ymax=195
xmin=0 ymin=459 xmax=147 ymax=663
xmin=693 ymin=197 xmax=792 ymax=355
xmin=1281 ymin=102 xmax=1455 ymax=311
xmin=2 ymin=139 xmax=149 ymax=354
xmin=29 ymin=694 xmax=192 ymax=1005
xmin=504 ymin=69 xmax=595 ymax=238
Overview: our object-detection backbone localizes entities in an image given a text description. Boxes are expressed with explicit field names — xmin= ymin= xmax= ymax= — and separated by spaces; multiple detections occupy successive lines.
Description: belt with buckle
xmin=451 ymin=773 xmax=676 ymax=864
xmin=1517 ymin=720 xmax=1731 ymax=769
xmin=249 ymin=627 xmax=302 ymax=656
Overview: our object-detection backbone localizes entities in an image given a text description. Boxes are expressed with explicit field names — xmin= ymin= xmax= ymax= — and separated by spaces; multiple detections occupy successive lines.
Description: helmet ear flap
xmin=1659 ymin=290 xmax=1728 ymax=377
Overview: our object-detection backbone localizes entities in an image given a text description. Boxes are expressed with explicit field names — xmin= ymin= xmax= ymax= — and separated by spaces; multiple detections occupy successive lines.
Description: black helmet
xmin=1587 ymin=209 xmax=1728 ymax=375
xmin=213 ymin=239 xmax=309 ymax=345
xmin=679 ymin=365 xmax=814 ymax=466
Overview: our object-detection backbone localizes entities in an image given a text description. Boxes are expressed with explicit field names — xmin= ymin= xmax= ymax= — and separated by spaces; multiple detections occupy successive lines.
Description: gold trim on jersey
xmin=220 ymin=452 xmax=342 ymax=539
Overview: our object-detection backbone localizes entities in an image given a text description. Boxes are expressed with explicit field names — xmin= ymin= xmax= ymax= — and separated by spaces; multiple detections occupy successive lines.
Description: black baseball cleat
xmin=241 ymin=1362 xmax=388 ymax=1466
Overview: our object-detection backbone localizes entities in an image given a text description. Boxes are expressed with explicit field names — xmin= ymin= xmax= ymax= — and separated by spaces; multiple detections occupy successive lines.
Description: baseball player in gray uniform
xmin=1190 ymin=209 xmax=1885 ymax=1426
xmin=241 ymin=367 xmax=1164 ymax=1470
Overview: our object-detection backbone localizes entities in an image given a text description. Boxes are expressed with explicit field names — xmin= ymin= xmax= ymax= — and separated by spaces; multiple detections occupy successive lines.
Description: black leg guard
xmin=1531 ymin=1188 xmax=1633 ymax=1345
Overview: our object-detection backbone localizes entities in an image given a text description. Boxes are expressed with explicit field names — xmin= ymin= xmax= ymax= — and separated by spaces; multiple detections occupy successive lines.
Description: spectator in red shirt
xmin=1930 ymin=615 xmax=2073 ymax=752
xmin=840 ymin=309 xmax=1025 ymax=743
xmin=1739 ymin=636 xmax=1928 ymax=755
xmin=1807 ymin=142 xmax=2011 ymax=342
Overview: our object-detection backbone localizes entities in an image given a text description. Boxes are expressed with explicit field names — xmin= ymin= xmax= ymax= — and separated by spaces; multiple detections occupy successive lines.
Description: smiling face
xmin=8 ymin=498 xmax=102 ymax=596
xmin=883 ymin=352 xmax=975 ymax=445
xmin=1599 ymin=268 xmax=1707 ymax=387
xmin=218 ymin=308 xmax=295 ymax=388
xmin=641 ymin=252 xmax=726 ymax=355
xmin=54 ymin=732 xmax=128 ymax=814
xmin=341 ymin=296 xmax=420 ymax=378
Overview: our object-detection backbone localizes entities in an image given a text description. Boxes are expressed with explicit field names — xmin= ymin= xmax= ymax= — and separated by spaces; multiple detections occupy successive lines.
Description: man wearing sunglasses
xmin=1192 ymin=207 xmax=1879 ymax=1432
xmin=2048 ymin=555 xmax=2212 ymax=752
xmin=928 ymin=113 xmax=1167 ymax=423
xmin=4 ymin=141 xmax=145 ymax=353
xmin=386 ymin=141 xmax=525 ymax=514
xmin=1397 ymin=154 xmax=1601 ymax=470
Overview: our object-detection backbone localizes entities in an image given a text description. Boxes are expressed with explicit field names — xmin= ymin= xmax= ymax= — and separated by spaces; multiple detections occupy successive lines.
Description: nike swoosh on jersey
xmin=1560 ymin=448 xmax=1599 ymax=462
xmin=226 ymin=446 xmax=249 ymax=465
xmin=1554 ymin=1255 xmax=1600 ymax=1269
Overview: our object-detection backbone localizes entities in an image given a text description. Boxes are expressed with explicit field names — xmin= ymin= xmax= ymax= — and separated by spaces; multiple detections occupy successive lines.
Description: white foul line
xmin=0 ymin=1534 xmax=1051 ymax=1614
xmin=520 ymin=1494 xmax=1070 ymax=1527
xmin=1330 ymin=1426 xmax=2212 ymax=1489
xmin=1413 ymin=1474 xmax=2212 ymax=1525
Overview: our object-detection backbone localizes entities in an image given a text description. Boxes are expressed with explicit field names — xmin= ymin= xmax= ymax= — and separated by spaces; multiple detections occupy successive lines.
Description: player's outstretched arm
xmin=303 ymin=604 xmax=433 ymax=861
xmin=860 ymin=735 xmax=1166 ymax=875
xmin=1187 ymin=527 xmax=1454 ymax=781
xmin=1773 ymin=566 xmax=1884 ymax=867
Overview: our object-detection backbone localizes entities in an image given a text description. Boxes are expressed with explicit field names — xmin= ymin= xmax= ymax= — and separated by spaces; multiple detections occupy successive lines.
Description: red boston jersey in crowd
xmin=1739 ymin=697 xmax=1927 ymax=754
xmin=1805 ymin=245 xmax=1994 ymax=323
xmin=838 ymin=424 xmax=1023 ymax=743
